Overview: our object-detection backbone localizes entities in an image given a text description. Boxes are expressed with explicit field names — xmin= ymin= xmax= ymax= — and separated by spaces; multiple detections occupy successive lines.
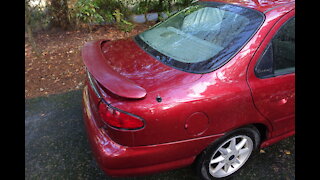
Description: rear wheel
xmin=196 ymin=127 xmax=260 ymax=179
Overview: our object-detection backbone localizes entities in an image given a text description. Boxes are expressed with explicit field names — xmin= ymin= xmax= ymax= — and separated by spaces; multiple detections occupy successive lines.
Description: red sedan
xmin=82 ymin=0 xmax=295 ymax=179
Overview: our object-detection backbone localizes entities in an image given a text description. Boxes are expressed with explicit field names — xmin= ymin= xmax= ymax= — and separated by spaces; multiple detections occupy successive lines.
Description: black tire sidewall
xmin=196 ymin=126 xmax=261 ymax=180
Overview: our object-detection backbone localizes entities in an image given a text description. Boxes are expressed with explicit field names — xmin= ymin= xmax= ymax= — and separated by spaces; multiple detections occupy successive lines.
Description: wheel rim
xmin=208 ymin=135 xmax=253 ymax=178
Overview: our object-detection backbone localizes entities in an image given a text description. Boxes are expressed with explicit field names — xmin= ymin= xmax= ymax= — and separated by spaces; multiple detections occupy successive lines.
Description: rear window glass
xmin=135 ymin=1 xmax=264 ymax=73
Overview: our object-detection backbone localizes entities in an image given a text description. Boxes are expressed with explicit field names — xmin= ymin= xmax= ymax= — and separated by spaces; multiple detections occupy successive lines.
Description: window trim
xmin=254 ymin=43 xmax=274 ymax=79
xmin=254 ymin=16 xmax=295 ymax=79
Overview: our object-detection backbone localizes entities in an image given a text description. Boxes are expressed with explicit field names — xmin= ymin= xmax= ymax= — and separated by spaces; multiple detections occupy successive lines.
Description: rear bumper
xmin=82 ymin=85 xmax=223 ymax=177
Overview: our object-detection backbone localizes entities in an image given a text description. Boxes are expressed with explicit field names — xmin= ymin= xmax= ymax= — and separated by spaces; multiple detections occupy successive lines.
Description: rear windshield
xmin=135 ymin=1 xmax=264 ymax=73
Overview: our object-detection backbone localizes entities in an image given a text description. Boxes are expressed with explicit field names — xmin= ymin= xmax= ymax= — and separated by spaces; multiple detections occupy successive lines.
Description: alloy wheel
xmin=208 ymin=135 xmax=253 ymax=178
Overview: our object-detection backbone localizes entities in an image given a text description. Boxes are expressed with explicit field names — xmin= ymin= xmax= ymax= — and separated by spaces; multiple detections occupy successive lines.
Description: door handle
xmin=278 ymin=98 xmax=288 ymax=105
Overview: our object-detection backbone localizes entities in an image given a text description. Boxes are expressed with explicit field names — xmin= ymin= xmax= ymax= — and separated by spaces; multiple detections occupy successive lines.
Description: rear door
xmin=247 ymin=11 xmax=295 ymax=137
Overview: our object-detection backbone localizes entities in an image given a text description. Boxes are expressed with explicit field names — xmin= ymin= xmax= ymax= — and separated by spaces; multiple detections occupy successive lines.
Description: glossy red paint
xmin=99 ymin=38 xmax=202 ymax=94
xmin=247 ymin=9 xmax=295 ymax=138
xmin=83 ymin=87 xmax=223 ymax=176
xmin=202 ymin=0 xmax=295 ymax=12
xmin=82 ymin=40 xmax=147 ymax=99
xmin=82 ymin=0 xmax=295 ymax=177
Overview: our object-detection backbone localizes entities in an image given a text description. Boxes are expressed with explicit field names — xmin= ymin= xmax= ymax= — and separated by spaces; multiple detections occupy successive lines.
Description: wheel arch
xmin=251 ymin=123 xmax=268 ymax=143
xmin=194 ymin=122 xmax=270 ymax=167
xmin=194 ymin=123 xmax=269 ymax=179
xmin=225 ymin=123 xmax=271 ymax=149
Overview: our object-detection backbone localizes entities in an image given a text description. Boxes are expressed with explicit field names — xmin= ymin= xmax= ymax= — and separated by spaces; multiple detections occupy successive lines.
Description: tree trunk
xmin=26 ymin=24 xmax=40 ymax=55
xmin=25 ymin=0 xmax=40 ymax=55
xmin=49 ymin=0 xmax=70 ymax=30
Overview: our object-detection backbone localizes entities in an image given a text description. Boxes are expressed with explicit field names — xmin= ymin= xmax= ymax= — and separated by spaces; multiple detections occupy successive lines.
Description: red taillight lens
xmin=98 ymin=102 xmax=144 ymax=130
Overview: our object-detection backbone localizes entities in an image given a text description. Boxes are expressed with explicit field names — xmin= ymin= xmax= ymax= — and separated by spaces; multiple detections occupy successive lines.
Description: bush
xmin=175 ymin=0 xmax=194 ymax=10
xmin=26 ymin=0 xmax=196 ymax=33
xmin=131 ymin=0 xmax=174 ymax=14
xmin=71 ymin=0 xmax=132 ymax=25
xmin=113 ymin=9 xmax=135 ymax=32
xmin=72 ymin=0 xmax=104 ymax=26
xmin=95 ymin=0 xmax=130 ymax=22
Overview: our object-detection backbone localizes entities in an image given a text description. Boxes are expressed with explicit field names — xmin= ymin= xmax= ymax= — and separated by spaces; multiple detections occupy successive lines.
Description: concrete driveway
xmin=25 ymin=90 xmax=295 ymax=180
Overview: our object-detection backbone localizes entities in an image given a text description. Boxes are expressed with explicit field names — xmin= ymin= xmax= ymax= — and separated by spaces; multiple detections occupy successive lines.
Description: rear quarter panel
xmin=110 ymin=28 xmax=272 ymax=147
xmin=104 ymin=3 xmax=295 ymax=147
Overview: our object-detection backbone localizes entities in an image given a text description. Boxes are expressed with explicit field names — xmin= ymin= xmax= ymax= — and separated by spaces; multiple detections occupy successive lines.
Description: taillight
xmin=98 ymin=101 xmax=144 ymax=130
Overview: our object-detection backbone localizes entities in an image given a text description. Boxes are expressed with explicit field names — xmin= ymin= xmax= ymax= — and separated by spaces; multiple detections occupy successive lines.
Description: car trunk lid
xmin=82 ymin=38 xmax=202 ymax=101
xmin=82 ymin=40 xmax=147 ymax=99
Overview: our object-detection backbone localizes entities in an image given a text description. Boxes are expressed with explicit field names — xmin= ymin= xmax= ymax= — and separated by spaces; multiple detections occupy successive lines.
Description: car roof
xmin=200 ymin=0 xmax=295 ymax=13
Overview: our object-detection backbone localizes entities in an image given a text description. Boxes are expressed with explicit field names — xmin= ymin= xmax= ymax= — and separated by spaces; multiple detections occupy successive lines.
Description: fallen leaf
xmin=284 ymin=150 xmax=291 ymax=155
xmin=259 ymin=149 xmax=266 ymax=153
xmin=272 ymin=165 xmax=279 ymax=172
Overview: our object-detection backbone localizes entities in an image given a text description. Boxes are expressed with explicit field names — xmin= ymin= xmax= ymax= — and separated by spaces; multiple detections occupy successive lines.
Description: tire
xmin=196 ymin=126 xmax=261 ymax=180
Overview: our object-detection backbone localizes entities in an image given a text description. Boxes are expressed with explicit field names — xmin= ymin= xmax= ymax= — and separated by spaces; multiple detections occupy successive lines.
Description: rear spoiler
xmin=82 ymin=40 xmax=147 ymax=99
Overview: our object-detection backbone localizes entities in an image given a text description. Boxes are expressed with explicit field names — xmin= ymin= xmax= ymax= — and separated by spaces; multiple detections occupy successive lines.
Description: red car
xmin=82 ymin=0 xmax=295 ymax=179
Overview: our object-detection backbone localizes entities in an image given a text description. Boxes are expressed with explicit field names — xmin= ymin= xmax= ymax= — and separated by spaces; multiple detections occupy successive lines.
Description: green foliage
xmin=116 ymin=19 xmax=135 ymax=32
xmin=132 ymin=0 xmax=178 ymax=14
xmin=71 ymin=0 xmax=134 ymax=30
xmin=95 ymin=0 xmax=130 ymax=22
xmin=73 ymin=0 xmax=104 ymax=24
xmin=113 ymin=9 xmax=123 ymax=23
xmin=113 ymin=9 xmax=135 ymax=32
xmin=176 ymin=0 xmax=194 ymax=7
xmin=26 ymin=0 xmax=197 ymax=32
xmin=73 ymin=0 xmax=135 ymax=32
xmin=132 ymin=0 xmax=149 ymax=14
xmin=159 ymin=0 xmax=175 ymax=12
xmin=148 ymin=0 xmax=164 ymax=12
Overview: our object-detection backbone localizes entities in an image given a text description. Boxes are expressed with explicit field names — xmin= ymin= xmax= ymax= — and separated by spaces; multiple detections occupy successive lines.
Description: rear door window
xmin=255 ymin=17 xmax=295 ymax=78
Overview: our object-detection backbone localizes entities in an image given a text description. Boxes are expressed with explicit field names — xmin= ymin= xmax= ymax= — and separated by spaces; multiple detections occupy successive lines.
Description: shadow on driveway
xmin=25 ymin=90 xmax=295 ymax=180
